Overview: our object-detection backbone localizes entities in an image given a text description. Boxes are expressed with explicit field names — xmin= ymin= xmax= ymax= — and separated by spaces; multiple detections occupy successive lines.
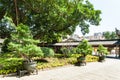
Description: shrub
xmin=70 ymin=53 xmax=81 ymax=58
xmin=69 ymin=48 xmax=77 ymax=54
xmin=60 ymin=47 xmax=72 ymax=57
xmin=0 ymin=52 xmax=20 ymax=58
xmin=86 ymin=55 xmax=99 ymax=62
xmin=1 ymin=38 xmax=11 ymax=53
xmin=0 ymin=58 xmax=24 ymax=75
xmin=36 ymin=55 xmax=99 ymax=70
xmin=41 ymin=47 xmax=55 ymax=57
xmin=54 ymin=53 xmax=64 ymax=58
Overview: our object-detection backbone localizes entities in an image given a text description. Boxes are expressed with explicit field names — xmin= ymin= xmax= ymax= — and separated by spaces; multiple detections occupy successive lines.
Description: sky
xmin=74 ymin=0 xmax=120 ymax=36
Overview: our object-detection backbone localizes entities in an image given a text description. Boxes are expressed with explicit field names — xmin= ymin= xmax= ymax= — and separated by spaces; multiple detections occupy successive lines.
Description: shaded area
xmin=106 ymin=55 xmax=120 ymax=59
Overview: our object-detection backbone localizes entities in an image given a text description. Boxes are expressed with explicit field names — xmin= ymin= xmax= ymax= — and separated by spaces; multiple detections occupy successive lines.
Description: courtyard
xmin=1 ymin=55 xmax=120 ymax=80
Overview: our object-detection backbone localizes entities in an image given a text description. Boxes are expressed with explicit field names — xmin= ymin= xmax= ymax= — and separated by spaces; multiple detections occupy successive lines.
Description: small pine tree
xmin=97 ymin=44 xmax=108 ymax=56
xmin=8 ymin=24 xmax=43 ymax=60
xmin=77 ymin=39 xmax=93 ymax=57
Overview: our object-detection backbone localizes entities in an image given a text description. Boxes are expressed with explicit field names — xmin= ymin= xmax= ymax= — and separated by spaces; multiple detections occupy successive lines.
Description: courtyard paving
xmin=1 ymin=56 xmax=120 ymax=80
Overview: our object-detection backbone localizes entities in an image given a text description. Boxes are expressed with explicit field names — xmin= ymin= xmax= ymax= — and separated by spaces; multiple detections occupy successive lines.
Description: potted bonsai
xmin=8 ymin=24 xmax=44 ymax=74
xmin=76 ymin=39 xmax=93 ymax=66
xmin=97 ymin=44 xmax=108 ymax=62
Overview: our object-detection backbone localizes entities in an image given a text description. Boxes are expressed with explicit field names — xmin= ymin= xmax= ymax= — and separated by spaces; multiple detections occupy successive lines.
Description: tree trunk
xmin=14 ymin=0 xmax=18 ymax=25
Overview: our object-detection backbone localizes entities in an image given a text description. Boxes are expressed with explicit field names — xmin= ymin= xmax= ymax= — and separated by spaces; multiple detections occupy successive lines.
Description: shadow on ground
xmin=106 ymin=55 xmax=120 ymax=59
xmin=74 ymin=62 xmax=86 ymax=66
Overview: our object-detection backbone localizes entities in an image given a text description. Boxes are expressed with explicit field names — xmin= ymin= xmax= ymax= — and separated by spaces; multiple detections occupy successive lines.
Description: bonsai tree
xmin=76 ymin=39 xmax=93 ymax=65
xmin=77 ymin=39 xmax=93 ymax=57
xmin=97 ymin=44 xmax=109 ymax=62
xmin=8 ymin=24 xmax=43 ymax=61
xmin=97 ymin=44 xmax=108 ymax=56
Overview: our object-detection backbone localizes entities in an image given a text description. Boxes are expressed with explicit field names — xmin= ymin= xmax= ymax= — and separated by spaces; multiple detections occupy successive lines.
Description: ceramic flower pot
xmin=23 ymin=61 xmax=38 ymax=74
xmin=77 ymin=56 xmax=86 ymax=66
xmin=98 ymin=55 xmax=105 ymax=62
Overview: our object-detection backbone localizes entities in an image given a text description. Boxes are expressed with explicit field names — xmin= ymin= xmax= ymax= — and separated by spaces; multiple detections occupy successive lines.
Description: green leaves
xmin=103 ymin=31 xmax=118 ymax=40
xmin=97 ymin=44 xmax=108 ymax=55
xmin=77 ymin=39 xmax=93 ymax=56
xmin=0 ymin=0 xmax=101 ymax=42
xmin=8 ymin=24 xmax=44 ymax=59
xmin=41 ymin=47 xmax=55 ymax=57
xmin=0 ymin=58 xmax=24 ymax=75
xmin=0 ymin=16 xmax=16 ymax=38
xmin=23 ymin=44 xmax=43 ymax=58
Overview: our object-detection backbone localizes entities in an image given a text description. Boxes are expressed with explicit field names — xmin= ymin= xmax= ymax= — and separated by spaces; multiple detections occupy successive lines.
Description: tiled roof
xmin=89 ymin=40 xmax=118 ymax=46
xmin=52 ymin=39 xmax=120 ymax=46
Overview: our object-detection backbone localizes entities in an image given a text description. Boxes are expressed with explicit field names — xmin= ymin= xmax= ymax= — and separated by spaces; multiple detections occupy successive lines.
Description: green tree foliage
xmin=41 ymin=47 xmax=55 ymax=57
xmin=1 ymin=38 xmax=11 ymax=53
xmin=0 ymin=0 xmax=101 ymax=43
xmin=97 ymin=44 xmax=108 ymax=55
xmin=8 ymin=24 xmax=43 ymax=60
xmin=60 ymin=47 xmax=72 ymax=57
xmin=77 ymin=39 xmax=93 ymax=56
xmin=0 ymin=16 xmax=15 ymax=38
xmin=103 ymin=31 xmax=118 ymax=40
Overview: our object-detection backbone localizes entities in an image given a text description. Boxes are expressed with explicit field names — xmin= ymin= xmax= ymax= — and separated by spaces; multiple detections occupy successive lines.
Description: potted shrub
xmin=77 ymin=55 xmax=86 ymax=66
xmin=76 ymin=39 xmax=93 ymax=66
xmin=8 ymin=24 xmax=44 ymax=73
xmin=97 ymin=44 xmax=109 ymax=62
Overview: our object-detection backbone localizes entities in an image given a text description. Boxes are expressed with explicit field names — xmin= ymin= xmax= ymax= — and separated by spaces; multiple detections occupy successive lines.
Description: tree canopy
xmin=0 ymin=16 xmax=15 ymax=38
xmin=103 ymin=31 xmax=118 ymax=40
xmin=0 ymin=0 xmax=101 ymax=43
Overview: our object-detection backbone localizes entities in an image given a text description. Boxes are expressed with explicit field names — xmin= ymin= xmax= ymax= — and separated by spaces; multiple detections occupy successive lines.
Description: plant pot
xmin=98 ymin=55 xmax=105 ymax=62
xmin=23 ymin=61 xmax=38 ymax=74
xmin=77 ymin=56 xmax=86 ymax=66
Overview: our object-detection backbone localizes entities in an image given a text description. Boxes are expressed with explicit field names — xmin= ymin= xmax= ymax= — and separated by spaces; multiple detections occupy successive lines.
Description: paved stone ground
xmin=1 ymin=57 xmax=120 ymax=80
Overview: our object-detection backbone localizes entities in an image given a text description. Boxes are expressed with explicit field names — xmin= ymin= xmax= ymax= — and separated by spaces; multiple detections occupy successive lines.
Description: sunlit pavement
xmin=1 ymin=55 xmax=120 ymax=80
